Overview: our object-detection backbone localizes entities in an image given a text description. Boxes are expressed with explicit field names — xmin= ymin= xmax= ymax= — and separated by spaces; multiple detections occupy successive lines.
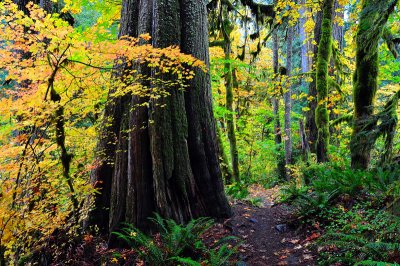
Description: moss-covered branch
xmin=330 ymin=114 xmax=353 ymax=127
xmin=383 ymin=27 xmax=400 ymax=59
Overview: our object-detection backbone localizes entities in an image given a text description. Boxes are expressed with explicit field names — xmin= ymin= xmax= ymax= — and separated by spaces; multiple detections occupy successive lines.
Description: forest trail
xmin=215 ymin=186 xmax=317 ymax=266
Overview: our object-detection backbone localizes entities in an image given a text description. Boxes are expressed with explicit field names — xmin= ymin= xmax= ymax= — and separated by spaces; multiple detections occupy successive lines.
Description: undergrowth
xmin=279 ymin=162 xmax=400 ymax=265
xmin=112 ymin=214 xmax=238 ymax=265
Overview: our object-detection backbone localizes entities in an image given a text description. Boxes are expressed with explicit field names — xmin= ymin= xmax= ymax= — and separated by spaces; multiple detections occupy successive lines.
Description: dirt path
xmin=214 ymin=186 xmax=316 ymax=266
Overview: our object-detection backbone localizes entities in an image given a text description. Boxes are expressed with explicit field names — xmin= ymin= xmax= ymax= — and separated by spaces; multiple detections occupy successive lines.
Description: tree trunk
xmin=315 ymin=0 xmax=334 ymax=163
xmin=329 ymin=0 xmax=344 ymax=145
xmin=332 ymin=0 xmax=344 ymax=50
xmin=216 ymin=125 xmax=233 ymax=183
xmin=350 ymin=0 xmax=398 ymax=169
xmin=223 ymin=27 xmax=240 ymax=183
xmin=299 ymin=119 xmax=310 ymax=161
xmin=284 ymin=24 xmax=293 ymax=179
xmin=272 ymin=30 xmax=285 ymax=179
xmin=305 ymin=11 xmax=322 ymax=153
xmin=299 ymin=0 xmax=309 ymax=74
xmin=180 ymin=0 xmax=232 ymax=219
xmin=89 ymin=0 xmax=232 ymax=244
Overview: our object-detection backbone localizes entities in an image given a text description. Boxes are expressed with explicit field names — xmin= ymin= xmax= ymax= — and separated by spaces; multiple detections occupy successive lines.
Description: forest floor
xmin=207 ymin=185 xmax=318 ymax=266
xmin=56 ymin=185 xmax=319 ymax=265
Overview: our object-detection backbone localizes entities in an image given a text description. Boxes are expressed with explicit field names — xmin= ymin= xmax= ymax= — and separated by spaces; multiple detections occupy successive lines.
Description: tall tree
xmin=299 ymin=0 xmax=310 ymax=75
xmin=222 ymin=11 xmax=240 ymax=183
xmin=272 ymin=30 xmax=285 ymax=179
xmin=328 ymin=0 xmax=344 ymax=144
xmin=332 ymin=0 xmax=344 ymax=50
xmin=305 ymin=10 xmax=322 ymax=153
xmin=284 ymin=22 xmax=294 ymax=178
xmin=88 ymin=0 xmax=232 ymax=244
xmin=350 ymin=0 xmax=399 ymax=169
xmin=315 ymin=0 xmax=334 ymax=162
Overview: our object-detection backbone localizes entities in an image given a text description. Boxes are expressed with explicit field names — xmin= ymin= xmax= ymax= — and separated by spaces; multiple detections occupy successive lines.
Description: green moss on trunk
xmin=350 ymin=0 xmax=398 ymax=169
xmin=223 ymin=18 xmax=240 ymax=183
xmin=315 ymin=0 xmax=334 ymax=163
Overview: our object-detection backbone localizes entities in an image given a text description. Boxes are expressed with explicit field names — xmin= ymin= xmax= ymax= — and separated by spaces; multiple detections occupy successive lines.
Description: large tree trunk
xmin=180 ymin=0 xmax=232 ymax=219
xmin=315 ymin=0 xmax=334 ymax=163
xmin=305 ymin=11 xmax=322 ymax=153
xmin=89 ymin=0 xmax=232 ymax=244
xmin=284 ymin=23 xmax=293 ymax=179
xmin=350 ymin=0 xmax=398 ymax=169
xmin=87 ymin=0 xmax=140 ymax=235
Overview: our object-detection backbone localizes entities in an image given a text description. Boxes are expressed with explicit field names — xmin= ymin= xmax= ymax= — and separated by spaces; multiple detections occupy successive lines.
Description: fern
xmin=113 ymin=214 xmax=236 ymax=265
xmin=208 ymin=243 xmax=236 ymax=266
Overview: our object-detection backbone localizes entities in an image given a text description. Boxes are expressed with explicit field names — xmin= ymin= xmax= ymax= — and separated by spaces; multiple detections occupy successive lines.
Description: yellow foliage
xmin=0 ymin=1 xmax=204 ymax=261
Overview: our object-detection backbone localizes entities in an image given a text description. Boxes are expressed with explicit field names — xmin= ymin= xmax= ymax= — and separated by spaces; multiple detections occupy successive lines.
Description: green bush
xmin=317 ymin=204 xmax=400 ymax=265
xmin=225 ymin=182 xmax=250 ymax=200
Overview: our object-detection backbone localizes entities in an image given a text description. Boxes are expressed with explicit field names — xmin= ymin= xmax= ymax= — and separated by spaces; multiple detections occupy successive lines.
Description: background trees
xmin=0 ymin=0 xmax=399 ymax=264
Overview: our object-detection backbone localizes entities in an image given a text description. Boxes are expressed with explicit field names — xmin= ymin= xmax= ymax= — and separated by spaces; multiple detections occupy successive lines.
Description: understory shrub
xmin=280 ymin=162 xmax=400 ymax=265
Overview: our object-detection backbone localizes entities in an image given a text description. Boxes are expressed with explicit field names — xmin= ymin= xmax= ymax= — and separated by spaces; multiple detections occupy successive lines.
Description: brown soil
xmin=217 ymin=185 xmax=317 ymax=266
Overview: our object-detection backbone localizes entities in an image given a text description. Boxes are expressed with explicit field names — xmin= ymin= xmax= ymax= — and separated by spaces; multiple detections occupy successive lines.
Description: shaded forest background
xmin=0 ymin=0 xmax=399 ymax=265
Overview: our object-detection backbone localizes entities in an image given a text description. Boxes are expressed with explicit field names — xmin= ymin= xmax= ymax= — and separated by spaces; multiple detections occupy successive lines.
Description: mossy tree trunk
xmin=350 ymin=0 xmax=398 ymax=169
xmin=305 ymin=11 xmax=322 ymax=153
xmin=89 ymin=0 xmax=232 ymax=245
xmin=222 ymin=18 xmax=240 ymax=183
xmin=272 ymin=30 xmax=285 ymax=179
xmin=216 ymin=125 xmax=233 ymax=183
xmin=328 ymin=0 xmax=344 ymax=146
xmin=284 ymin=23 xmax=293 ymax=179
xmin=315 ymin=0 xmax=334 ymax=163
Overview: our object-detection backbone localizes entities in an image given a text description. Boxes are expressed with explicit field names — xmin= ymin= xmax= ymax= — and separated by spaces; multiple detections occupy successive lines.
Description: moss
xmin=315 ymin=0 xmax=334 ymax=162
xmin=350 ymin=0 xmax=398 ymax=169
xmin=223 ymin=17 xmax=240 ymax=183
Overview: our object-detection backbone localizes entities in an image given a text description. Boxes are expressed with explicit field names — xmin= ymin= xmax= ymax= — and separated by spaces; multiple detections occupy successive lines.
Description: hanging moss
xmin=350 ymin=0 xmax=398 ymax=169
xmin=315 ymin=0 xmax=334 ymax=163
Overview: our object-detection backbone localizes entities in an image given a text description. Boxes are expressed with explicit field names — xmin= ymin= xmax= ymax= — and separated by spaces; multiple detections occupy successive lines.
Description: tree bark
xmin=222 ymin=21 xmax=240 ymax=183
xmin=89 ymin=0 xmax=232 ymax=244
xmin=305 ymin=11 xmax=322 ymax=153
xmin=284 ymin=24 xmax=293 ymax=179
xmin=350 ymin=0 xmax=398 ymax=169
xmin=332 ymin=0 xmax=344 ymax=50
xmin=216 ymin=125 xmax=233 ymax=183
xmin=299 ymin=0 xmax=309 ymax=74
xmin=272 ymin=30 xmax=285 ymax=179
xmin=315 ymin=0 xmax=334 ymax=163
xmin=180 ymin=0 xmax=232 ymax=219
xmin=328 ymin=0 xmax=344 ymax=145
xmin=299 ymin=119 xmax=310 ymax=161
